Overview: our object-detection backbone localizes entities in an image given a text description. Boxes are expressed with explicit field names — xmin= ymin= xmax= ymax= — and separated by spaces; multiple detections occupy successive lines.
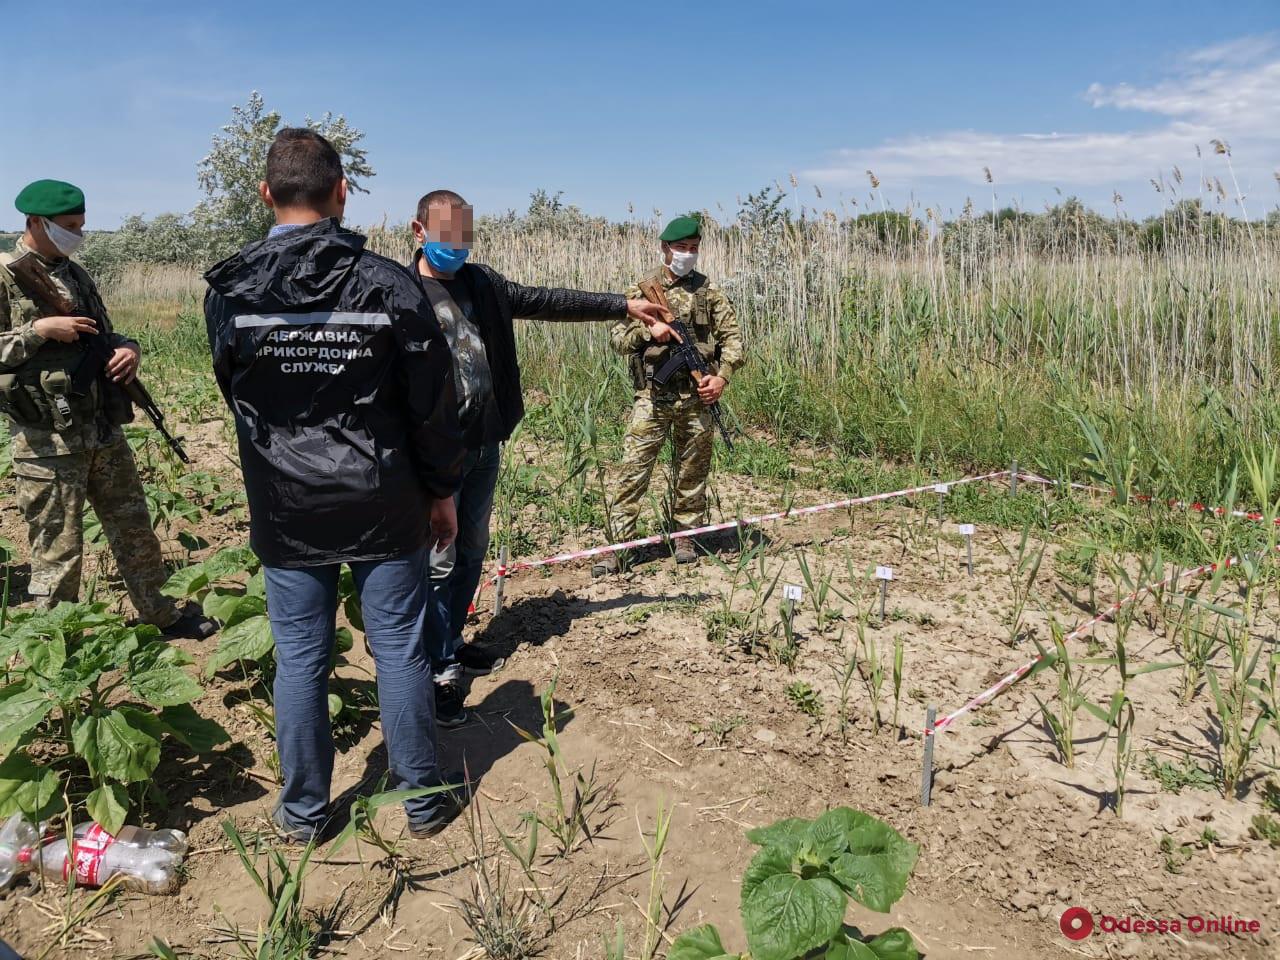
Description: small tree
xmin=194 ymin=91 xmax=375 ymax=255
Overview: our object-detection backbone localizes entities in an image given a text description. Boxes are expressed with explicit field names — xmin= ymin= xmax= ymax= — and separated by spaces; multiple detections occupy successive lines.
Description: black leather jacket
xmin=205 ymin=219 xmax=465 ymax=567
xmin=412 ymin=252 xmax=628 ymax=447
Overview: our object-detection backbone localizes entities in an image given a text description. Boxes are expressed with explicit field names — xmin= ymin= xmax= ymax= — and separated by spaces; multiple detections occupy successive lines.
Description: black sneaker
xmin=271 ymin=809 xmax=322 ymax=845
xmin=457 ymin=644 xmax=505 ymax=676
xmin=434 ymin=681 xmax=469 ymax=728
xmin=161 ymin=607 xmax=218 ymax=640
xmin=407 ymin=779 xmax=470 ymax=838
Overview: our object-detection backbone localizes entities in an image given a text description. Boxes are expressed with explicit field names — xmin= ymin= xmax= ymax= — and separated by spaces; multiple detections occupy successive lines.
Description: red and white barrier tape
xmin=929 ymin=554 xmax=1240 ymax=735
xmin=471 ymin=469 xmax=1014 ymax=607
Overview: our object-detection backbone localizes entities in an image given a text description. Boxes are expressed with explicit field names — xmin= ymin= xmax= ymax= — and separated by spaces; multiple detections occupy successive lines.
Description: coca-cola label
xmin=65 ymin=825 xmax=116 ymax=886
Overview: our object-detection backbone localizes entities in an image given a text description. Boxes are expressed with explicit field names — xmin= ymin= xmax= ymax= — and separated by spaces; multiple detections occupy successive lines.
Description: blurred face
xmin=413 ymin=203 xmax=475 ymax=249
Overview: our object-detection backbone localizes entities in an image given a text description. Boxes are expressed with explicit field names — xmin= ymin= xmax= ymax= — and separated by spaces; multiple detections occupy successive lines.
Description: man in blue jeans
xmin=205 ymin=130 xmax=467 ymax=841
xmin=411 ymin=190 xmax=674 ymax=725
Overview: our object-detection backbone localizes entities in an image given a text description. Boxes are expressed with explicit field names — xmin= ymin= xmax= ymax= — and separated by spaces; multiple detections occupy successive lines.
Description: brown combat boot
xmin=592 ymin=552 xmax=622 ymax=577
xmin=674 ymin=537 xmax=699 ymax=564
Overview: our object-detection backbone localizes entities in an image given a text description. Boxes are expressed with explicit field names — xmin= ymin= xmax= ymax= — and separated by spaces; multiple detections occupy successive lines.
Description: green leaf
xmin=21 ymin=631 xmax=66 ymax=676
xmin=745 ymin=816 xmax=810 ymax=853
xmin=204 ymin=614 xmax=274 ymax=677
xmin=94 ymin=709 xmax=161 ymax=783
xmin=201 ymin=546 xmax=259 ymax=582
xmin=862 ymin=927 xmax=919 ymax=960
xmin=72 ymin=713 xmax=101 ymax=773
xmin=128 ymin=665 xmax=202 ymax=707
xmin=740 ymin=844 xmax=793 ymax=904
xmin=157 ymin=704 xmax=230 ymax=753
xmin=826 ymin=936 xmax=877 ymax=960
xmin=86 ymin=782 xmax=129 ymax=834
xmin=668 ymin=924 xmax=739 ymax=960
xmin=742 ymin=872 xmax=845 ymax=960
xmin=339 ymin=567 xmax=364 ymax=632
xmin=825 ymin=813 xmax=919 ymax=913
xmin=809 ymin=807 xmax=863 ymax=859
xmin=0 ymin=752 xmax=61 ymax=819
xmin=0 ymin=684 xmax=53 ymax=752
xmin=162 ymin=565 xmax=210 ymax=599
xmin=202 ymin=588 xmax=246 ymax=622
xmin=334 ymin=626 xmax=355 ymax=656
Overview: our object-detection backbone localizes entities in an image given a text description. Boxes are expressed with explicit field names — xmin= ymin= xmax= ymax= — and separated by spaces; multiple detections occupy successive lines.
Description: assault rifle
xmin=5 ymin=252 xmax=190 ymax=462
xmin=637 ymin=276 xmax=734 ymax=450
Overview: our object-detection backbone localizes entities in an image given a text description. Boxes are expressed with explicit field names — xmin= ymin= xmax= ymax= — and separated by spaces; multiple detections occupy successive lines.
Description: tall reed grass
xmin=104 ymin=208 xmax=1280 ymax=498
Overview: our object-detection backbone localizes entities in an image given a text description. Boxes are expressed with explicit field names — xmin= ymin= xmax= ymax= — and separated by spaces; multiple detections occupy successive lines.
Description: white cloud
xmin=806 ymin=35 xmax=1280 ymax=192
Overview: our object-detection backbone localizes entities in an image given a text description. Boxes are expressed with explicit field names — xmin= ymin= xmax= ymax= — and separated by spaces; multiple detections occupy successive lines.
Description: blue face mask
xmin=423 ymin=241 xmax=470 ymax=274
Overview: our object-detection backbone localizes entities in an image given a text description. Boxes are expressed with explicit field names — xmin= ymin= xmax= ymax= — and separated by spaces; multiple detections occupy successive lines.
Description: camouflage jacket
xmin=611 ymin=267 xmax=744 ymax=397
xmin=0 ymin=239 xmax=133 ymax=458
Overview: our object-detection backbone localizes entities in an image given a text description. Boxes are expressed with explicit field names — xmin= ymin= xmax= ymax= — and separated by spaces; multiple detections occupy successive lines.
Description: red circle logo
xmin=1060 ymin=907 xmax=1094 ymax=940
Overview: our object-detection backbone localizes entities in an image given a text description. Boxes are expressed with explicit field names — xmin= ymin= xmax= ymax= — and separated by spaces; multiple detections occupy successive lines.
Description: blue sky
xmin=4 ymin=0 xmax=1279 ymax=230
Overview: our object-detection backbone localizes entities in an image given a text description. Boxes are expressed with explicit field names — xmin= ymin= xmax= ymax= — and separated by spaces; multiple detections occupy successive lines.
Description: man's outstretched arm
xmin=479 ymin=265 xmax=673 ymax=337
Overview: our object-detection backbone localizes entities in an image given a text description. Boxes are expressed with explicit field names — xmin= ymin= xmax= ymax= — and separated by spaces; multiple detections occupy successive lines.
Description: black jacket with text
xmin=204 ymin=219 xmax=464 ymax=568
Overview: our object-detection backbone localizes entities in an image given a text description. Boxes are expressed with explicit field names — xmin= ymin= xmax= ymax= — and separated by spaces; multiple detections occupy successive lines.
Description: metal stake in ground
xmin=494 ymin=545 xmax=510 ymax=616
xmin=875 ymin=566 xmax=893 ymax=622
xmin=921 ymin=706 xmax=936 ymax=806
xmin=934 ymin=483 xmax=948 ymax=524
xmin=958 ymin=523 xmax=975 ymax=576
xmin=1010 ymin=458 xmax=1019 ymax=497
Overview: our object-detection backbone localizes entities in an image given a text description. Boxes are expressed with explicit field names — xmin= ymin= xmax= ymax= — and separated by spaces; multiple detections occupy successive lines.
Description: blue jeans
xmin=264 ymin=547 xmax=445 ymax=830
xmin=428 ymin=443 xmax=501 ymax=682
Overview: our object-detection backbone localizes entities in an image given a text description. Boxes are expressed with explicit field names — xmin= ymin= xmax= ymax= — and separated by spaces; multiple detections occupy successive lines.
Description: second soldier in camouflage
xmin=596 ymin=214 xmax=744 ymax=574
xmin=0 ymin=180 xmax=215 ymax=639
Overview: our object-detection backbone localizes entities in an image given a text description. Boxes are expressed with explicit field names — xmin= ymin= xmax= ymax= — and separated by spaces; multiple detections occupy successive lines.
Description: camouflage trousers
xmin=13 ymin=438 xmax=178 ymax=626
xmin=610 ymin=394 xmax=713 ymax=540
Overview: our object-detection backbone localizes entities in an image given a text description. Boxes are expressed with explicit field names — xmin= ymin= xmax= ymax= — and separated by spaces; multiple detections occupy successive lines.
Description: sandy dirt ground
xmin=0 ymin=419 xmax=1277 ymax=960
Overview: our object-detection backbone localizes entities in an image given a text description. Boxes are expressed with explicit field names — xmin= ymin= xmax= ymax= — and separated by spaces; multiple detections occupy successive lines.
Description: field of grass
xmin=110 ymin=206 xmax=1280 ymax=503
xmin=1 ymin=211 xmax=1279 ymax=959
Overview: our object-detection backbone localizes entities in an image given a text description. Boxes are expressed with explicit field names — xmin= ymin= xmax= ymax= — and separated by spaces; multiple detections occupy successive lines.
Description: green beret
xmin=660 ymin=214 xmax=701 ymax=243
xmin=15 ymin=179 xmax=85 ymax=217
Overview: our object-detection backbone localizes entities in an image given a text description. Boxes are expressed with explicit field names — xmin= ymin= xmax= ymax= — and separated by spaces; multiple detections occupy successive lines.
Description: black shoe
xmin=434 ymin=681 xmax=469 ymax=729
xmin=161 ymin=607 xmax=218 ymax=640
xmin=272 ymin=809 xmax=322 ymax=845
xmin=457 ymin=643 xmax=505 ymax=676
xmin=407 ymin=789 xmax=468 ymax=839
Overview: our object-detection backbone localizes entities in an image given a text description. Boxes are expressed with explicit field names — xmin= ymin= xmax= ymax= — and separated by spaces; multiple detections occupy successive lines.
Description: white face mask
xmin=40 ymin=217 xmax=85 ymax=257
xmin=667 ymin=249 xmax=698 ymax=277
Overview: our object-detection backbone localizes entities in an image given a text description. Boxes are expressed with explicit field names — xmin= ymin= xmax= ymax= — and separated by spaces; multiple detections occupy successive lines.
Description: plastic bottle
xmin=0 ymin=814 xmax=188 ymax=895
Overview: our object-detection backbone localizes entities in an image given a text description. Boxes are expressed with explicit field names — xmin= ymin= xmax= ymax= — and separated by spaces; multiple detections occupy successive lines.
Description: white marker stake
xmin=783 ymin=583 xmax=803 ymax=634
xmin=494 ymin=545 xmax=509 ymax=616
xmin=958 ymin=523 xmax=975 ymax=576
xmin=1010 ymin=459 xmax=1019 ymax=497
xmin=934 ymin=483 xmax=949 ymax=523
xmin=875 ymin=566 xmax=893 ymax=622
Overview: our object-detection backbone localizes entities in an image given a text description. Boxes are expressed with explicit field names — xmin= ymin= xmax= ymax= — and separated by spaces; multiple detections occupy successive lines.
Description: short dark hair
xmin=416 ymin=189 xmax=468 ymax=224
xmin=265 ymin=128 xmax=343 ymax=208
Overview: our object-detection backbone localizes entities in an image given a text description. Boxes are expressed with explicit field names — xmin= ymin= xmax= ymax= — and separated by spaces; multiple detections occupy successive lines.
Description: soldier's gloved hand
xmin=697 ymin=375 xmax=726 ymax=405
xmin=32 ymin=315 xmax=97 ymax=343
xmin=108 ymin=345 xmax=141 ymax=383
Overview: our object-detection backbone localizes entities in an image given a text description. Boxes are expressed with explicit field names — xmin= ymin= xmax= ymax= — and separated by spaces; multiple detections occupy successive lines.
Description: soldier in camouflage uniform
xmin=595 ymin=215 xmax=743 ymax=574
xmin=0 ymin=180 xmax=214 ymax=638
